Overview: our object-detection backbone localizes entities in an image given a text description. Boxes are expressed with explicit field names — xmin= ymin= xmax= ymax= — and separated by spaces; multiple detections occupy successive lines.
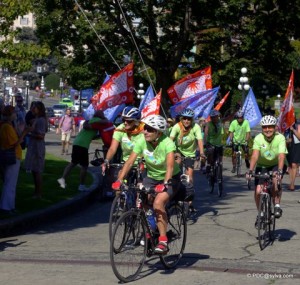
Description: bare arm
xmin=278 ymin=153 xmax=285 ymax=170
xmin=249 ymin=149 xmax=260 ymax=172
xmin=117 ymin=151 xmax=138 ymax=181
xmin=164 ymin=152 xmax=175 ymax=183
xmin=105 ymin=139 xmax=120 ymax=161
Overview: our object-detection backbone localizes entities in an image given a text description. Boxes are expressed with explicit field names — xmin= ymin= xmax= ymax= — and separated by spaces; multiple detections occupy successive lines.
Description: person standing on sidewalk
xmin=228 ymin=110 xmax=251 ymax=173
xmin=57 ymin=110 xmax=114 ymax=192
xmin=56 ymin=108 xmax=76 ymax=155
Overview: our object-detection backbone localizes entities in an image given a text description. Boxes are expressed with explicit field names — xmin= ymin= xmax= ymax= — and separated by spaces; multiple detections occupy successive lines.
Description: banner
xmin=241 ymin=88 xmax=262 ymax=128
xmin=170 ymin=87 xmax=219 ymax=119
xmin=141 ymin=91 xmax=161 ymax=118
xmin=277 ymin=70 xmax=295 ymax=133
xmin=92 ymin=63 xmax=134 ymax=110
xmin=167 ymin=66 xmax=212 ymax=104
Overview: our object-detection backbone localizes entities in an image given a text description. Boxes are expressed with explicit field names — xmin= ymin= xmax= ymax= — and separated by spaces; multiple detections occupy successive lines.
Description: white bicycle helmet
xmin=236 ymin=110 xmax=244 ymax=118
xmin=180 ymin=108 xmax=195 ymax=118
xmin=141 ymin=115 xmax=167 ymax=132
xmin=260 ymin=115 xmax=277 ymax=126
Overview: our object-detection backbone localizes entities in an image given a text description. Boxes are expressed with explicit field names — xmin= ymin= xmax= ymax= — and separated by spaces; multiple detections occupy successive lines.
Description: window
xmin=20 ymin=17 xmax=29 ymax=25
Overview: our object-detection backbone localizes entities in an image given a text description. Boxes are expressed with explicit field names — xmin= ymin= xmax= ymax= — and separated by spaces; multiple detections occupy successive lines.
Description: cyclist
xmin=228 ymin=110 xmax=251 ymax=173
xmin=246 ymin=115 xmax=287 ymax=225
xmin=169 ymin=108 xmax=205 ymax=212
xmin=112 ymin=115 xmax=181 ymax=254
xmin=102 ymin=106 xmax=144 ymax=176
xmin=204 ymin=110 xmax=224 ymax=175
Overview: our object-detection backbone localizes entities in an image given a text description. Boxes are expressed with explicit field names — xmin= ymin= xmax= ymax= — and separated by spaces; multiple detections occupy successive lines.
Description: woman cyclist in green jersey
xmin=246 ymin=115 xmax=287 ymax=225
xmin=112 ymin=115 xmax=181 ymax=254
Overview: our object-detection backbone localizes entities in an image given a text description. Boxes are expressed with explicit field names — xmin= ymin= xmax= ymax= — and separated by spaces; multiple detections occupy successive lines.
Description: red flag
xmin=141 ymin=91 xmax=161 ymax=118
xmin=93 ymin=63 xmax=134 ymax=110
xmin=206 ymin=91 xmax=230 ymax=122
xmin=214 ymin=91 xmax=230 ymax=111
xmin=167 ymin=66 xmax=212 ymax=104
xmin=277 ymin=70 xmax=295 ymax=133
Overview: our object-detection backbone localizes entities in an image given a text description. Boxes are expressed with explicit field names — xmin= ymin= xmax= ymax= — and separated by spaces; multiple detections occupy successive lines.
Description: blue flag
xmin=139 ymin=85 xmax=155 ymax=111
xmin=170 ymin=87 xmax=219 ymax=118
xmin=104 ymin=103 xmax=125 ymax=122
xmin=242 ymin=88 xmax=262 ymax=128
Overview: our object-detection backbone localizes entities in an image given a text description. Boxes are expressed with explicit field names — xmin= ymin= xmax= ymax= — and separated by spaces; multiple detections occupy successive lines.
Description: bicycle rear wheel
xmin=160 ymin=204 xmax=187 ymax=269
xmin=217 ymin=163 xmax=223 ymax=197
xmin=110 ymin=211 xmax=147 ymax=283
xmin=109 ymin=193 xmax=129 ymax=240
xmin=258 ymin=194 xmax=270 ymax=250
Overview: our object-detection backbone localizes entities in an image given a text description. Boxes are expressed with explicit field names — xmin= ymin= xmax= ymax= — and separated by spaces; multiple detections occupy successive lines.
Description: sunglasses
xmin=143 ymin=125 xmax=157 ymax=133
xmin=182 ymin=117 xmax=192 ymax=121
xmin=262 ymin=125 xmax=275 ymax=129
xmin=122 ymin=119 xmax=134 ymax=123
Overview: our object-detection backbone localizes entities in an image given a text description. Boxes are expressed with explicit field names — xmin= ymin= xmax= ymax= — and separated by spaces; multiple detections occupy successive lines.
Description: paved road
xmin=0 ymin=129 xmax=299 ymax=284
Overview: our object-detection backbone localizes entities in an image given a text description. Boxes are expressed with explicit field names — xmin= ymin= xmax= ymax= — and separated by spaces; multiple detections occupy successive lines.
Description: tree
xmin=0 ymin=0 xmax=50 ymax=74
xmin=32 ymin=0 xmax=300 ymax=110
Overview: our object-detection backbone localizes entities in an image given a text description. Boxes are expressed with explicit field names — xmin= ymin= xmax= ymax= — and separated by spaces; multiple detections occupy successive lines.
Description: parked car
xmin=73 ymin=100 xmax=89 ymax=112
xmin=48 ymin=112 xmax=84 ymax=127
xmin=45 ymin=107 xmax=54 ymax=118
xmin=52 ymin=104 xmax=68 ymax=117
xmin=59 ymin=98 xmax=74 ymax=107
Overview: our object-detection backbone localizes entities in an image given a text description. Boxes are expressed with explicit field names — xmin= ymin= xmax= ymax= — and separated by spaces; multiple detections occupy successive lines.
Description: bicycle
xmin=174 ymin=155 xmax=197 ymax=219
xmin=232 ymin=142 xmax=246 ymax=177
xmin=108 ymin=160 xmax=145 ymax=240
xmin=206 ymin=145 xmax=223 ymax=197
xmin=110 ymin=185 xmax=187 ymax=283
xmin=247 ymin=172 xmax=279 ymax=250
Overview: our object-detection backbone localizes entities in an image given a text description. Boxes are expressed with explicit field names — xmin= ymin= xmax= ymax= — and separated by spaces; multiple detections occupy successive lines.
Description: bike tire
xmin=109 ymin=193 xmax=129 ymax=241
xmin=209 ymin=167 xmax=215 ymax=194
xmin=258 ymin=194 xmax=270 ymax=250
xmin=110 ymin=211 xmax=147 ymax=283
xmin=236 ymin=153 xmax=241 ymax=177
xmin=160 ymin=203 xmax=187 ymax=269
xmin=269 ymin=199 xmax=276 ymax=241
xmin=217 ymin=163 xmax=223 ymax=197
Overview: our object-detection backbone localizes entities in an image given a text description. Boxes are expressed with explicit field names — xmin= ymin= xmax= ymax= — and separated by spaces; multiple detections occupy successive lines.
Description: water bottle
xmin=146 ymin=208 xmax=156 ymax=232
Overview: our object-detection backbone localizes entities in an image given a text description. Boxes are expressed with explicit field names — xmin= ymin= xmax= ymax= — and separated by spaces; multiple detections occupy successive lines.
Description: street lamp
xmin=59 ymin=78 xmax=63 ymax=99
xmin=262 ymin=84 xmax=269 ymax=112
xmin=137 ymin=83 xmax=145 ymax=100
xmin=238 ymin=67 xmax=250 ymax=105
xmin=26 ymin=80 xmax=29 ymax=109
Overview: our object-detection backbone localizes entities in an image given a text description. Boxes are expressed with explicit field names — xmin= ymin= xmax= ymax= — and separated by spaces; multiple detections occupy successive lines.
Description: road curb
xmin=0 ymin=169 xmax=102 ymax=238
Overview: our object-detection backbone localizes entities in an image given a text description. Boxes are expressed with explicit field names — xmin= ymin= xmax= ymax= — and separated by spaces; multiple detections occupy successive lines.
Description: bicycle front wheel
xmin=236 ymin=153 xmax=242 ymax=177
xmin=209 ymin=167 xmax=215 ymax=194
xmin=110 ymin=211 xmax=147 ymax=283
xmin=160 ymin=203 xmax=187 ymax=269
xmin=217 ymin=163 xmax=223 ymax=197
xmin=258 ymin=194 xmax=270 ymax=250
xmin=109 ymin=193 xmax=129 ymax=240
xmin=269 ymin=199 xmax=276 ymax=241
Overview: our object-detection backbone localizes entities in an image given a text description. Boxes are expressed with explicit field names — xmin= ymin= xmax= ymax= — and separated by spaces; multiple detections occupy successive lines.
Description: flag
xmin=83 ymin=74 xmax=111 ymax=120
xmin=167 ymin=66 xmax=212 ymax=104
xmin=141 ymin=91 xmax=161 ymax=118
xmin=215 ymin=91 xmax=230 ymax=111
xmin=104 ymin=103 xmax=126 ymax=122
xmin=170 ymin=87 xmax=219 ymax=119
xmin=241 ymin=88 xmax=262 ymax=128
xmin=92 ymin=63 xmax=134 ymax=110
xmin=139 ymin=85 xmax=155 ymax=111
xmin=277 ymin=70 xmax=295 ymax=133
xmin=206 ymin=91 xmax=230 ymax=122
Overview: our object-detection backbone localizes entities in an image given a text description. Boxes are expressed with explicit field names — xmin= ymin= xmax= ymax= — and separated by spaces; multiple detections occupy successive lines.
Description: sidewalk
xmin=0 ymin=129 xmax=104 ymax=238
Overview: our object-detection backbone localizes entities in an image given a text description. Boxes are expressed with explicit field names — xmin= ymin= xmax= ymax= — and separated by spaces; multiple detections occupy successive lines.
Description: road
xmin=0 ymin=149 xmax=299 ymax=284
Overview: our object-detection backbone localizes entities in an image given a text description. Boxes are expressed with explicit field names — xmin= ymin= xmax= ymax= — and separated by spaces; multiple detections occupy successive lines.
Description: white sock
xmin=275 ymin=204 xmax=280 ymax=208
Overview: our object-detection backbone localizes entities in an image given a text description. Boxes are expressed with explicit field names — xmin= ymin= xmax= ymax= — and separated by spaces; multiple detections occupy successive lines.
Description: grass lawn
xmin=0 ymin=152 xmax=93 ymax=219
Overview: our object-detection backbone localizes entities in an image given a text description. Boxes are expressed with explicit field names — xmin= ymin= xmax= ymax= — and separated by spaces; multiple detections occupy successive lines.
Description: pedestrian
xmin=0 ymin=106 xmax=28 ymax=213
xmin=57 ymin=110 xmax=114 ymax=192
xmin=24 ymin=101 xmax=47 ymax=199
xmin=14 ymin=95 xmax=26 ymax=140
xmin=56 ymin=108 xmax=76 ymax=155
xmin=286 ymin=116 xmax=300 ymax=191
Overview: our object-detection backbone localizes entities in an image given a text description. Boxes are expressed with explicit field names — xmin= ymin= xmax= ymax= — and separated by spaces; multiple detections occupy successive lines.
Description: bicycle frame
xmin=207 ymin=146 xmax=223 ymax=197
